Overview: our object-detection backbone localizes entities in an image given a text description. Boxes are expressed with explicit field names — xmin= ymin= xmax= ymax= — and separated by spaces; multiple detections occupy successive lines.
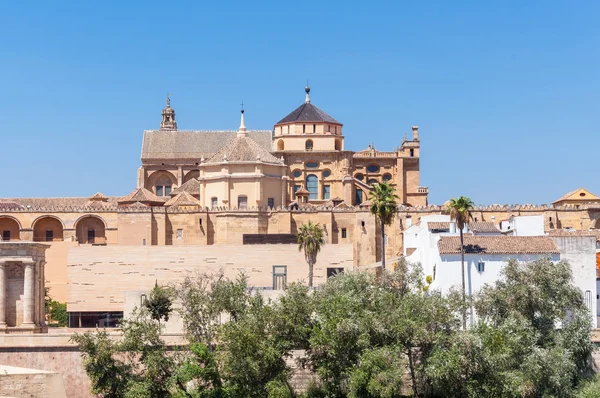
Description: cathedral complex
xmin=0 ymin=87 xmax=599 ymax=330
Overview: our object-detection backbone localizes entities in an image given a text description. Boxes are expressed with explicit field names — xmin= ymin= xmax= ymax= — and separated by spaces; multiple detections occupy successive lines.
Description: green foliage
xmin=45 ymin=287 xmax=68 ymax=327
xmin=74 ymin=258 xmax=594 ymax=398
xmin=576 ymin=376 xmax=600 ymax=398
xmin=47 ymin=299 xmax=68 ymax=326
xmin=297 ymin=221 xmax=325 ymax=287
xmin=368 ymin=181 xmax=399 ymax=227
xmin=144 ymin=282 xmax=173 ymax=323
xmin=446 ymin=196 xmax=474 ymax=230
xmin=368 ymin=180 xmax=399 ymax=271
xmin=427 ymin=257 xmax=594 ymax=398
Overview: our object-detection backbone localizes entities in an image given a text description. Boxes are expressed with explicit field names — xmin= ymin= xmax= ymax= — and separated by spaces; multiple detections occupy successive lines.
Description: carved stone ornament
xmin=8 ymin=263 xmax=24 ymax=278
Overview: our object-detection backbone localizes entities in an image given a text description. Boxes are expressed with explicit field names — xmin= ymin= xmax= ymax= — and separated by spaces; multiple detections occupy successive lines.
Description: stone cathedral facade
xmin=0 ymin=87 xmax=598 ymax=329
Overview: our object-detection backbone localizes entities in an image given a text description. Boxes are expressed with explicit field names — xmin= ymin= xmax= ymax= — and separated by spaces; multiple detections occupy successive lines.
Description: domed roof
xmin=276 ymin=87 xmax=340 ymax=125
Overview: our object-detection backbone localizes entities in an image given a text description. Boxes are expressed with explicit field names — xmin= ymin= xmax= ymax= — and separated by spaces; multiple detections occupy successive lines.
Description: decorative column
xmin=39 ymin=261 xmax=46 ymax=327
xmin=0 ymin=262 xmax=6 ymax=327
xmin=22 ymin=262 xmax=35 ymax=325
xmin=177 ymin=166 xmax=183 ymax=186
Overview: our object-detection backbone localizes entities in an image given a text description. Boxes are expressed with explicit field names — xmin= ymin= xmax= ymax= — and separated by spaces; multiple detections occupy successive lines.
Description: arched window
xmin=211 ymin=197 xmax=218 ymax=209
xmin=277 ymin=140 xmax=284 ymax=151
xmin=238 ymin=195 xmax=248 ymax=209
xmin=306 ymin=175 xmax=318 ymax=200
xmin=305 ymin=139 xmax=313 ymax=151
xmin=355 ymin=189 xmax=364 ymax=205
xmin=155 ymin=176 xmax=173 ymax=197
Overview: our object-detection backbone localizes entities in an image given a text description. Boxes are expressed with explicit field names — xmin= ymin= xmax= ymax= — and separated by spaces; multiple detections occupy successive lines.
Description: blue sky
xmin=0 ymin=1 xmax=598 ymax=205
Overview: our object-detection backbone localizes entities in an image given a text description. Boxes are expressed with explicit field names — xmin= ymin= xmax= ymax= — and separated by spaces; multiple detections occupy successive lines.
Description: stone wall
xmin=0 ymin=365 xmax=66 ymax=398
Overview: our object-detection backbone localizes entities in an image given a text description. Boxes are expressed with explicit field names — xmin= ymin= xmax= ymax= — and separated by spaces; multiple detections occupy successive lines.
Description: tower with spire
xmin=160 ymin=94 xmax=178 ymax=131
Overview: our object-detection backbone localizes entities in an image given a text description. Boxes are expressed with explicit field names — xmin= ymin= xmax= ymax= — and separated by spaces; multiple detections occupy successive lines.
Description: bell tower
xmin=160 ymin=94 xmax=178 ymax=131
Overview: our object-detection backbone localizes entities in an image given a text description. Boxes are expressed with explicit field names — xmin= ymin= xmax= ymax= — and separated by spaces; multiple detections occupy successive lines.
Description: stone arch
xmin=146 ymin=170 xmax=177 ymax=197
xmin=0 ymin=216 xmax=21 ymax=241
xmin=75 ymin=215 xmax=107 ymax=245
xmin=32 ymin=215 xmax=64 ymax=242
xmin=184 ymin=170 xmax=199 ymax=183
xmin=335 ymin=139 xmax=342 ymax=151
xmin=277 ymin=140 xmax=284 ymax=151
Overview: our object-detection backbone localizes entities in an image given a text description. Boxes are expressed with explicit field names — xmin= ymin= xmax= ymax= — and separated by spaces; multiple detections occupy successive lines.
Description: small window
xmin=303 ymin=124 xmax=306 ymax=134
xmin=323 ymin=169 xmax=331 ymax=178
xmin=293 ymin=170 xmax=302 ymax=178
xmin=2 ymin=231 xmax=10 ymax=241
xmin=382 ymin=173 xmax=392 ymax=181
xmin=327 ymin=125 xmax=331 ymax=132
xmin=273 ymin=266 xmax=287 ymax=290
xmin=156 ymin=186 xmax=163 ymax=196
xmin=87 ymin=229 xmax=95 ymax=244
xmin=410 ymin=149 xmax=414 ymax=157
xmin=323 ymin=185 xmax=331 ymax=200
xmin=238 ymin=195 xmax=248 ymax=209
xmin=211 ymin=197 xmax=218 ymax=209
xmin=142 ymin=239 xmax=146 ymax=246
xmin=313 ymin=124 xmax=316 ymax=133
xmin=165 ymin=186 xmax=172 ymax=195
xmin=45 ymin=230 xmax=53 ymax=242
xmin=367 ymin=165 xmax=379 ymax=173
xmin=355 ymin=189 xmax=364 ymax=205
xmin=355 ymin=173 xmax=364 ymax=181
xmin=327 ymin=268 xmax=344 ymax=278
xmin=341 ymin=228 xmax=347 ymax=239
xmin=305 ymin=162 xmax=319 ymax=168
xmin=368 ymin=179 xmax=378 ymax=186
xmin=176 ymin=229 xmax=183 ymax=240
xmin=268 ymin=198 xmax=275 ymax=208
xmin=335 ymin=126 xmax=337 ymax=134
xmin=477 ymin=261 xmax=485 ymax=272
xmin=305 ymin=140 xmax=313 ymax=151
xmin=294 ymin=185 xmax=301 ymax=199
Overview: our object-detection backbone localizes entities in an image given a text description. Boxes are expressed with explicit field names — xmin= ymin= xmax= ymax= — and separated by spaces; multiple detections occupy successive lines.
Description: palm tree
xmin=447 ymin=196 xmax=474 ymax=330
xmin=297 ymin=221 xmax=325 ymax=288
xmin=368 ymin=181 xmax=399 ymax=273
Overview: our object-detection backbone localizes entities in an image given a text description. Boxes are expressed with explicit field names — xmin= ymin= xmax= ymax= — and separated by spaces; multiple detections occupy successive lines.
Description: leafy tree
xmin=44 ymin=287 xmax=68 ymax=327
xmin=426 ymin=257 xmax=594 ymax=397
xmin=368 ymin=181 xmax=399 ymax=272
xmin=144 ymin=282 xmax=173 ymax=323
xmin=446 ymin=196 xmax=474 ymax=329
xmin=297 ymin=221 xmax=325 ymax=287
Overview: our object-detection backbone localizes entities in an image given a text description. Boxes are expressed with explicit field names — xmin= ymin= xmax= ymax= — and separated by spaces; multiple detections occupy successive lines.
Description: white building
xmin=404 ymin=215 xmax=597 ymax=326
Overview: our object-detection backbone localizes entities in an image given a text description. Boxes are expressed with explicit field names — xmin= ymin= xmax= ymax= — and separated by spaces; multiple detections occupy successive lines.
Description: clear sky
xmin=0 ymin=1 xmax=598 ymax=205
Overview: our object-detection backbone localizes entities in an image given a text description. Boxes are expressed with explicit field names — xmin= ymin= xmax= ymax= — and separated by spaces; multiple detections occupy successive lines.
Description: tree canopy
xmin=74 ymin=258 xmax=595 ymax=398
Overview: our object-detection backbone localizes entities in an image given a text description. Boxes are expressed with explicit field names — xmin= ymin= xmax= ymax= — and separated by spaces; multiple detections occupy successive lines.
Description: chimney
xmin=412 ymin=126 xmax=419 ymax=141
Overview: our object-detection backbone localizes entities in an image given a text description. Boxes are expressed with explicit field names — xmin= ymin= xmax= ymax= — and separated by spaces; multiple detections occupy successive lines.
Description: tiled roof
xmin=205 ymin=136 xmax=281 ymax=164
xmin=0 ymin=197 xmax=119 ymax=209
xmin=548 ymin=229 xmax=600 ymax=241
xmin=118 ymin=187 xmax=166 ymax=205
xmin=277 ymin=103 xmax=340 ymax=124
xmin=164 ymin=192 xmax=201 ymax=207
xmin=141 ymin=130 xmax=273 ymax=161
xmin=428 ymin=221 xmax=450 ymax=230
xmin=0 ymin=201 xmax=24 ymax=210
xmin=295 ymin=186 xmax=309 ymax=195
xmin=552 ymin=188 xmax=600 ymax=204
xmin=438 ymin=236 xmax=559 ymax=255
xmin=470 ymin=222 xmax=500 ymax=233
xmin=170 ymin=178 xmax=200 ymax=196
xmin=89 ymin=192 xmax=108 ymax=201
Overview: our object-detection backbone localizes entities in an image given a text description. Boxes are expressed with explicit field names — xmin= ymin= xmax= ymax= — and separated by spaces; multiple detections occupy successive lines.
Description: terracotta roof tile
xmin=118 ymin=187 xmax=166 ymax=205
xmin=438 ymin=236 xmax=559 ymax=255
xmin=164 ymin=192 xmax=201 ymax=207
xmin=205 ymin=136 xmax=281 ymax=164
xmin=428 ymin=221 xmax=450 ymax=230
xmin=141 ymin=130 xmax=273 ymax=161
xmin=170 ymin=178 xmax=200 ymax=196
xmin=470 ymin=221 xmax=500 ymax=233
